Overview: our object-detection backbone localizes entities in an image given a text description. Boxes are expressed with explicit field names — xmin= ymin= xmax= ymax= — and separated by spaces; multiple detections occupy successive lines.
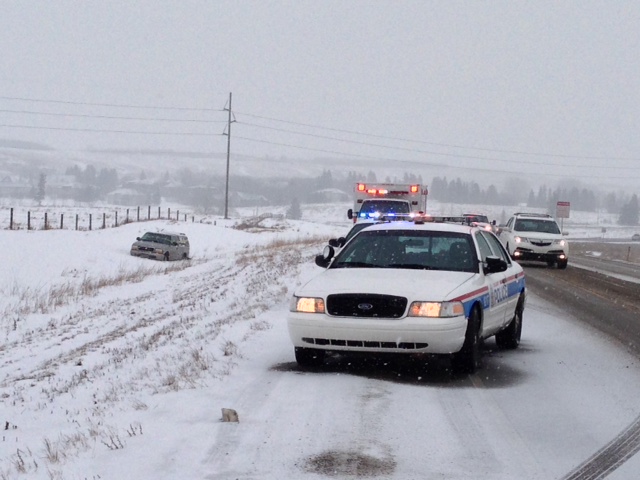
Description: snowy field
xmin=1 ymin=201 xmax=640 ymax=479
xmin=2 ymin=199 xmax=638 ymax=241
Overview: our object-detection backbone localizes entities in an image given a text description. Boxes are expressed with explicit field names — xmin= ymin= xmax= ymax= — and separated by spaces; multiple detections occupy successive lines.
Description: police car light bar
xmin=413 ymin=215 xmax=475 ymax=225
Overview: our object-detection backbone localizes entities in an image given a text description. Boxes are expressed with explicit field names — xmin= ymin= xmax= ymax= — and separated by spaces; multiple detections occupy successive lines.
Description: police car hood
xmin=297 ymin=268 xmax=476 ymax=301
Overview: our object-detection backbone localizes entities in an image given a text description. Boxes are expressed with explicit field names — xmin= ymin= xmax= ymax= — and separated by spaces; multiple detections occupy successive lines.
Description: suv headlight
xmin=553 ymin=239 xmax=567 ymax=247
xmin=408 ymin=301 xmax=464 ymax=318
xmin=514 ymin=236 xmax=529 ymax=244
xmin=290 ymin=296 xmax=325 ymax=313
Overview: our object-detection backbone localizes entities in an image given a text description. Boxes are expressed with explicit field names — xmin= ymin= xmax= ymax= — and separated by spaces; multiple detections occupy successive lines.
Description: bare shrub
xmin=43 ymin=438 xmax=61 ymax=464
xmin=131 ymin=399 xmax=148 ymax=410
xmin=126 ymin=423 xmax=143 ymax=437
xmin=101 ymin=435 xmax=124 ymax=450
xmin=221 ymin=340 xmax=239 ymax=357
xmin=190 ymin=347 xmax=213 ymax=371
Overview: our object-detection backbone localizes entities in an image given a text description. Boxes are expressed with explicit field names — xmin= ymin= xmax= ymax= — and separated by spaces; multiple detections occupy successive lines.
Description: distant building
xmin=0 ymin=175 xmax=31 ymax=198
xmin=105 ymin=188 xmax=149 ymax=206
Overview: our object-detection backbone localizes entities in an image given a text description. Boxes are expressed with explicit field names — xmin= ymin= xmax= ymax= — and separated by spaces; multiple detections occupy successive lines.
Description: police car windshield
xmin=344 ymin=222 xmax=377 ymax=243
xmin=331 ymin=230 xmax=477 ymax=272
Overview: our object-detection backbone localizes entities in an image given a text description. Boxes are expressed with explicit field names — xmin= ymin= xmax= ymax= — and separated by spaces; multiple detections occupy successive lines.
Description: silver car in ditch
xmin=130 ymin=231 xmax=190 ymax=261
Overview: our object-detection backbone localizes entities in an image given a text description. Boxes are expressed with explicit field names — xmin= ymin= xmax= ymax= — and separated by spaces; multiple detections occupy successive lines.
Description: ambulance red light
xmin=410 ymin=185 xmax=419 ymax=193
xmin=366 ymin=189 xmax=377 ymax=194
xmin=357 ymin=183 xmax=366 ymax=192
xmin=378 ymin=189 xmax=388 ymax=194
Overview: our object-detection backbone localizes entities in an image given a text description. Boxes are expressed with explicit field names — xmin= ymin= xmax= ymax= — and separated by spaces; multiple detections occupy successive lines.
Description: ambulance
xmin=347 ymin=183 xmax=428 ymax=223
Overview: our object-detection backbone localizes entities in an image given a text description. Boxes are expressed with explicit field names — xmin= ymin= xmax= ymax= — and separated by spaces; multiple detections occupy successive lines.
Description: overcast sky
xmin=2 ymin=1 xmax=640 ymax=190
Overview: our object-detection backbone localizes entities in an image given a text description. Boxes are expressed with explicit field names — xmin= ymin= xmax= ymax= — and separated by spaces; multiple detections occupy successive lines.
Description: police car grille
xmin=326 ymin=294 xmax=407 ymax=318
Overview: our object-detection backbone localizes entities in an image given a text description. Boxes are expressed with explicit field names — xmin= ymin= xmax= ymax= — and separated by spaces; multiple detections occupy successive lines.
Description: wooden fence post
xmin=10 ymin=208 xmax=13 ymax=230
xmin=28 ymin=211 xmax=31 ymax=230
xmin=60 ymin=214 xmax=64 ymax=229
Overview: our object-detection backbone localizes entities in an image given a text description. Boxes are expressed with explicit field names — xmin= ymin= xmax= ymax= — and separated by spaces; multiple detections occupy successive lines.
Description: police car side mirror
xmin=484 ymin=256 xmax=508 ymax=274
xmin=315 ymin=245 xmax=335 ymax=268
xmin=347 ymin=209 xmax=353 ymax=219
xmin=328 ymin=238 xmax=340 ymax=248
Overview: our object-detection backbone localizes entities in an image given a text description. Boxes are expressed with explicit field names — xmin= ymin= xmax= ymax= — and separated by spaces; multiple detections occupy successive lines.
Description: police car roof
xmin=361 ymin=220 xmax=475 ymax=234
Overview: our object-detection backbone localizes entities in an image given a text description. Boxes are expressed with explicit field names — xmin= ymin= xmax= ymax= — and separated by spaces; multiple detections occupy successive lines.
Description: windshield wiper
xmin=332 ymin=262 xmax=376 ymax=269
xmin=387 ymin=263 xmax=437 ymax=270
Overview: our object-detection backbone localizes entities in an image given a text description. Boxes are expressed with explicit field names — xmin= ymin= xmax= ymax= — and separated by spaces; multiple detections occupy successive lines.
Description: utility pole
xmin=223 ymin=92 xmax=233 ymax=219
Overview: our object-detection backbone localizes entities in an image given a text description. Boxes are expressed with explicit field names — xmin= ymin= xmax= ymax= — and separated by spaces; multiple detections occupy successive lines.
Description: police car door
xmin=473 ymin=231 xmax=510 ymax=333
xmin=482 ymin=231 xmax=520 ymax=324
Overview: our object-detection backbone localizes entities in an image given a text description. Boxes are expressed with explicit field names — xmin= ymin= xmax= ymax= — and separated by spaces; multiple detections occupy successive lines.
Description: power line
xmin=238 ymin=121 xmax=639 ymax=171
xmin=0 ymin=95 xmax=221 ymax=112
xmin=0 ymin=123 xmax=221 ymax=136
xmin=0 ymin=108 xmax=227 ymax=123
xmin=234 ymin=135 xmax=640 ymax=181
xmin=235 ymin=110 xmax=640 ymax=162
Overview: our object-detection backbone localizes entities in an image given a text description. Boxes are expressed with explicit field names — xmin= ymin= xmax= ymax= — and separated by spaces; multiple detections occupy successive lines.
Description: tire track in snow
xmin=561 ymin=414 xmax=640 ymax=480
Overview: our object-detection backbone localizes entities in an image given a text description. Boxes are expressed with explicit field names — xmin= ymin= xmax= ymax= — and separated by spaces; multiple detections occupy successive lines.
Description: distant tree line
xmin=429 ymin=176 xmax=638 ymax=225
xmin=8 ymin=164 xmax=639 ymax=226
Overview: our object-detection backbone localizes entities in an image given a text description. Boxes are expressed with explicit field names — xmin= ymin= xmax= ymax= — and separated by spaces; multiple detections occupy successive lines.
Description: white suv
xmin=498 ymin=213 xmax=568 ymax=269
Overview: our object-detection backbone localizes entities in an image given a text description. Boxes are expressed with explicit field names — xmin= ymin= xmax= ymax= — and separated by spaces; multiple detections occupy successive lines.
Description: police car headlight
xmin=290 ymin=296 xmax=325 ymax=313
xmin=408 ymin=301 xmax=464 ymax=318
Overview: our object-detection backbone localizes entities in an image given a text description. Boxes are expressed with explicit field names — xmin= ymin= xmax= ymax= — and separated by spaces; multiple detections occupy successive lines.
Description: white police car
xmin=287 ymin=217 xmax=526 ymax=374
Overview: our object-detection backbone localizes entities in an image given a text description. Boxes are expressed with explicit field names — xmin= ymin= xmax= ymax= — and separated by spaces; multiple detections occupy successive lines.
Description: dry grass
xmin=2 ymin=260 xmax=194 ymax=319
xmin=571 ymin=241 xmax=640 ymax=263
xmin=0 ymin=231 xmax=329 ymax=478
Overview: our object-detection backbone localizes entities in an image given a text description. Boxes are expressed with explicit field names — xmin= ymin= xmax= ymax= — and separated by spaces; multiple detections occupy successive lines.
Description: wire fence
xmin=1 ymin=206 xmax=198 ymax=231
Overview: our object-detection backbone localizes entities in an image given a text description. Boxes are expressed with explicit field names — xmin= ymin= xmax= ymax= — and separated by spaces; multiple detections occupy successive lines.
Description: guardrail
xmin=1 ymin=206 xmax=197 ymax=231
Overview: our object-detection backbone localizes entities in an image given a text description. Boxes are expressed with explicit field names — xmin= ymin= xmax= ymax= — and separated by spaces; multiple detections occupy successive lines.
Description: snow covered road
xmin=1 ymin=217 xmax=639 ymax=479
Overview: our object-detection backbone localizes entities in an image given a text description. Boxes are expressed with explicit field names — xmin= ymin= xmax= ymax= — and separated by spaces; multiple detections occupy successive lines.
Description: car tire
xmin=452 ymin=307 xmax=482 ymax=374
xmin=295 ymin=347 xmax=325 ymax=367
xmin=557 ymin=259 xmax=568 ymax=269
xmin=495 ymin=294 xmax=524 ymax=350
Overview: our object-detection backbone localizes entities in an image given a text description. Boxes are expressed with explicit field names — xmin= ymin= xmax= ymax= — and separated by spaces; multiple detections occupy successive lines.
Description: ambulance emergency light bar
xmin=356 ymin=183 xmax=420 ymax=195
